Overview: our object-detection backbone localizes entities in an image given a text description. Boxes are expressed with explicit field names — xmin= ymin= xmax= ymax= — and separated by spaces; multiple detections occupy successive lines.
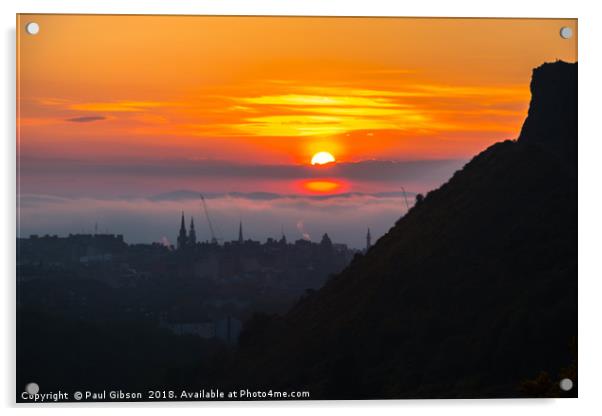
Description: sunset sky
xmin=17 ymin=15 xmax=577 ymax=247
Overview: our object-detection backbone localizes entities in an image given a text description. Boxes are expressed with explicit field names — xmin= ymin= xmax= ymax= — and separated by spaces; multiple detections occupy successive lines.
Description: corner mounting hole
xmin=25 ymin=382 xmax=39 ymax=394
xmin=559 ymin=378 xmax=573 ymax=391
xmin=560 ymin=27 xmax=573 ymax=39
xmin=26 ymin=22 xmax=40 ymax=35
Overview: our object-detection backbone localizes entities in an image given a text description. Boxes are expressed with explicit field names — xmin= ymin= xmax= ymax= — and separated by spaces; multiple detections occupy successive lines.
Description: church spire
xmin=189 ymin=216 xmax=197 ymax=245
xmin=238 ymin=220 xmax=244 ymax=243
xmin=280 ymin=224 xmax=287 ymax=244
xmin=177 ymin=211 xmax=187 ymax=250
xmin=366 ymin=228 xmax=372 ymax=252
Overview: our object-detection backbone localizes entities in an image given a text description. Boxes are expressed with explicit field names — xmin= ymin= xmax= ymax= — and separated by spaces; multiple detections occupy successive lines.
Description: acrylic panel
xmin=16 ymin=15 xmax=577 ymax=402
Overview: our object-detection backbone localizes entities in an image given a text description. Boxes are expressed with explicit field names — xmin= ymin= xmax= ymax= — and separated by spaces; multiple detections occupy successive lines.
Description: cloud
xmin=68 ymin=101 xmax=167 ymax=113
xmin=18 ymin=157 xmax=465 ymax=200
xmin=65 ymin=116 xmax=106 ymax=123
xmin=20 ymin=157 xmax=465 ymax=182
xmin=225 ymin=83 xmax=528 ymax=137
xmin=238 ymin=93 xmax=400 ymax=108
xmin=233 ymin=90 xmax=431 ymax=137
xmin=28 ymin=78 xmax=528 ymax=141
xmin=148 ymin=190 xmax=416 ymax=202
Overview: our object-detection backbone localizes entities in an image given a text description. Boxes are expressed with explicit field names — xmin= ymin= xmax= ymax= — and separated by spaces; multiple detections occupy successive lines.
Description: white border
xmin=3 ymin=1 xmax=601 ymax=415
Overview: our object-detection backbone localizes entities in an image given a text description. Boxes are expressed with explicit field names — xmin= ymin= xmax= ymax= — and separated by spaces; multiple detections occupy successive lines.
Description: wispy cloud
xmin=18 ymin=157 xmax=464 ymax=207
xmin=225 ymin=82 xmax=528 ymax=137
xmin=24 ymin=78 xmax=528 ymax=142
xmin=231 ymin=87 xmax=431 ymax=136
xmin=148 ymin=190 xmax=417 ymax=202
xmin=19 ymin=157 xmax=465 ymax=183
xmin=68 ymin=101 xmax=167 ymax=113
xmin=65 ymin=116 xmax=106 ymax=123
xmin=239 ymin=93 xmax=400 ymax=107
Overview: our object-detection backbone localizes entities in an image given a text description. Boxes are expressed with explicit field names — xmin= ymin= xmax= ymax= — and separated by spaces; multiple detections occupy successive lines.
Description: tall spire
xmin=177 ymin=211 xmax=187 ymax=250
xmin=238 ymin=220 xmax=244 ymax=243
xmin=189 ymin=216 xmax=197 ymax=245
xmin=280 ymin=224 xmax=287 ymax=244
xmin=366 ymin=228 xmax=372 ymax=252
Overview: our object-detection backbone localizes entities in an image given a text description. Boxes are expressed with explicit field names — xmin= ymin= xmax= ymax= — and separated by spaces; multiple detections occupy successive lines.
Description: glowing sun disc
xmin=311 ymin=151 xmax=336 ymax=165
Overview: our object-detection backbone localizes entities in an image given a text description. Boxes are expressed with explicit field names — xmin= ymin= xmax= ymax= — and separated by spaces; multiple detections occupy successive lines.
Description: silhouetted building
xmin=177 ymin=212 xmax=187 ymax=250
xmin=366 ymin=228 xmax=372 ymax=252
xmin=17 ymin=232 xmax=127 ymax=266
xmin=280 ymin=226 xmax=287 ymax=245
xmin=189 ymin=217 xmax=197 ymax=245
xmin=320 ymin=233 xmax=333 ymax=249
xmin=238 ymin=221 xmax=244 ymax=244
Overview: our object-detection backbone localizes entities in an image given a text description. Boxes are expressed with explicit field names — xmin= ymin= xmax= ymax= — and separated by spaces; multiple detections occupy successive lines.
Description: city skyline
xmin=20 ymin=206 xmax=374 ymax=250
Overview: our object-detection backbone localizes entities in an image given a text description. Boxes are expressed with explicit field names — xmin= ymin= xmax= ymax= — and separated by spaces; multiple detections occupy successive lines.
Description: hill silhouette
xmin=218 ymin=61 xmax=577 ymax=399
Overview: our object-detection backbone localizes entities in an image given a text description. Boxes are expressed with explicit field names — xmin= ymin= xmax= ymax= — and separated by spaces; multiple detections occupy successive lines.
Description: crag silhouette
xmin=226 ymin=61 xmax=578 ymax=399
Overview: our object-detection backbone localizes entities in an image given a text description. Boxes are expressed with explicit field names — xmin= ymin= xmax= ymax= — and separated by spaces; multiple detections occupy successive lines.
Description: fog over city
xmin=18 ymin=157 xmax=467 ymax=248
xmin=19 ymin=192 xmax=413 ymax=249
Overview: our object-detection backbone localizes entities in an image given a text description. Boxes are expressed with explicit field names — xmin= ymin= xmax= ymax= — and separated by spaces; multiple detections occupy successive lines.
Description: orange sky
xmin=18 ymin=15 xmax=577 ymax=167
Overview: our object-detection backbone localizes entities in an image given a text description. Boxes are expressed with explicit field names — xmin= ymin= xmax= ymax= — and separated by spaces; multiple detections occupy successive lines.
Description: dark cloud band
xmin=65 ymin=116 xmax=106 ymax=123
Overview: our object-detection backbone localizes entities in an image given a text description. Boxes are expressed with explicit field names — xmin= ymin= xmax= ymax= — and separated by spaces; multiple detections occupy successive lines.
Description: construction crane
xmin=200 ymin=194 xmax=219 ymax=244
xmin=400 ymin=186 xmax=411 ymax=212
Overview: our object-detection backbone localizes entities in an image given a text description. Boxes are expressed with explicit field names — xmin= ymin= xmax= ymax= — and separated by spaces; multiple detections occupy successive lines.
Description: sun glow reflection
xmin=300 ymin=179 xmax=346 ymax=194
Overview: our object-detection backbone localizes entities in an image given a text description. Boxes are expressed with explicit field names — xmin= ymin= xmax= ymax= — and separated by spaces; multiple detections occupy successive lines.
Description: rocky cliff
xmin=221 ymin=61 xmax=578 ymax=399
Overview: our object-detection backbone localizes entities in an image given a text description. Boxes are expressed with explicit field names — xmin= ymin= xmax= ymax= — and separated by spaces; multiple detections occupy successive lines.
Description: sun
xmin=311 ymin=151 xmax=336 ymax=165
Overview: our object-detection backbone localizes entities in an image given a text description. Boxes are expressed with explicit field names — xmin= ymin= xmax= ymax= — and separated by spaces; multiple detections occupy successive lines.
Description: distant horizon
xmin=18 ymin=222 xmax=366 ymax=250
xmin=18 ymin=191 xmax=415 ymax=249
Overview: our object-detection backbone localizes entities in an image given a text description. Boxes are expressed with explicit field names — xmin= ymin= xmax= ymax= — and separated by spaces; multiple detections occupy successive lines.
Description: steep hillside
xmin=225 ymin=61 xmax=578 ymax=399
